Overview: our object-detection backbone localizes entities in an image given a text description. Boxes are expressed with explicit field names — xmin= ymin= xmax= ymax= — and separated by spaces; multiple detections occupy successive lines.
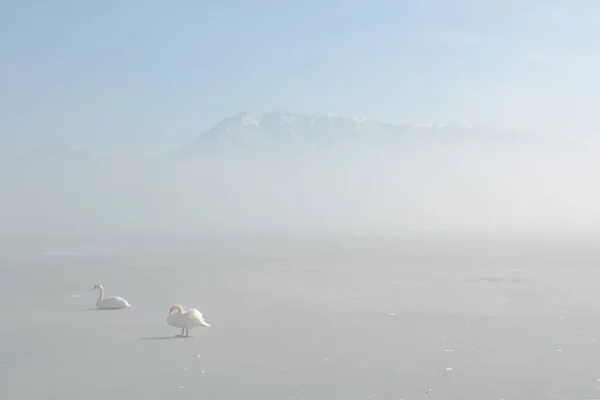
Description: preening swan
xmin=166 ymin=304 xmax=210 ymax=337
xmin=92 ymin=284 xmax=131 ymax=309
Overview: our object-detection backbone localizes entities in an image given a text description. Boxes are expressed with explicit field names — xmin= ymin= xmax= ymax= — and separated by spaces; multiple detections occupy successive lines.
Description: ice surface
xmin=1 ymin=235 xmax=600 ymax=399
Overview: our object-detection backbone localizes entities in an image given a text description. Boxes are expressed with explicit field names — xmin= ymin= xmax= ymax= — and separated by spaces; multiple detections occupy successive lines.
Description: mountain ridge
xmin=178 ymin=110 xmax=571 ymax=157
xmin=1 ymin=111 xmax=581 ymax=162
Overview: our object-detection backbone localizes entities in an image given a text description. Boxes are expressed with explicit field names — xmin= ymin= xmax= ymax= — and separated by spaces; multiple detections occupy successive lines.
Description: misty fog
xmin=7 ymin=1 xmax=600 ymax=398
xmin=2 ymin=143 xmax=598 ymax=237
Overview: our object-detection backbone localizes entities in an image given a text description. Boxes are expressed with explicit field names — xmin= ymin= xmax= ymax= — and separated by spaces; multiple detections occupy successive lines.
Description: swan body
xmin=167 ymin=304 xmax=210 ymax=337
xmin=92 ymin=284 xmax=131 ymax=309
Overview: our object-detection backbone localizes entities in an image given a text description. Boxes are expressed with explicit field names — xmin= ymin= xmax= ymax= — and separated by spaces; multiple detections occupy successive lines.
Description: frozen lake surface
xmin=2 ymin=235 xmax=600 ymax=399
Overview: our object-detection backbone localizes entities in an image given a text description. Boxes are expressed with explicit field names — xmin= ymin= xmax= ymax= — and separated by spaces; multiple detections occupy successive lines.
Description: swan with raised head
xmin=92 ymin=284 xmax=131 ymax=309
xmin=166 ymin=304 xmax=210 ymax=337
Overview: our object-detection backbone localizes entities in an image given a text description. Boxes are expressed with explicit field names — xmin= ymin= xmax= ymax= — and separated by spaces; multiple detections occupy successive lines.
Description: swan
xmin=166 ymin=304 xmax=210 ymax=337
xmin=92 ymin=284 xmax=131 ymax=309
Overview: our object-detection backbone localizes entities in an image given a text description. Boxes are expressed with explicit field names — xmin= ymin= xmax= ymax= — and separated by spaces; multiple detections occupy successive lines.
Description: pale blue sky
xmin=1 ymin=0 xmax=599 ymax=150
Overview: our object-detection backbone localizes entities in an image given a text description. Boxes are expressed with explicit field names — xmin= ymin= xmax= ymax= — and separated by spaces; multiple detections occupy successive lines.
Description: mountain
xmin=177 ymin=110 xmax=569 ymax=158
xmin=0 ymin=111 xmax=580 ymax=165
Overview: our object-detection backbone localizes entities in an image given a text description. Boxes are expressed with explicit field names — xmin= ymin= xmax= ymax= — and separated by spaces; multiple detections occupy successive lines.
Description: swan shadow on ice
xmin=138 ymin=335 xmax=194 ymax=341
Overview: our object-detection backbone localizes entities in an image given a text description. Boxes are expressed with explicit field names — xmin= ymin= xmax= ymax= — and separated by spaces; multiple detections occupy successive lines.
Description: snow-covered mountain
xmin=0 ymin=111 xmax=578 ymax=165
xmin=178 ymin=110 xmax=562 ymax=157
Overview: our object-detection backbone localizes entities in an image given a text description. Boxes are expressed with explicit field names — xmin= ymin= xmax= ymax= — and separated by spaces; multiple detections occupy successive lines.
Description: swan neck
xmin=173 ymin=305 xmax=184 ymax=314
xmin=96 ymin=286 xmax=104 ymax=304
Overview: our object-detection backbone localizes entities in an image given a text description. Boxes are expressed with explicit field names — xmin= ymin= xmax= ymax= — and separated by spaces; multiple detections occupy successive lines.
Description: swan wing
xmin=187 ymin=308 xmax=202 ymax=317
xmin=187 ymin=308 xmax=210 ymax=327
xmin=98 ymin=296 xmax=131 ymax=309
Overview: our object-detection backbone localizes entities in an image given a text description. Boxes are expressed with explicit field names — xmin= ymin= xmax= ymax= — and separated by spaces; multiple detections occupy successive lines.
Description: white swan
xmin=166 ymin=304 xmax=210 ymax=337
xmin=92 ymin=284 xmax=131 ymax=309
